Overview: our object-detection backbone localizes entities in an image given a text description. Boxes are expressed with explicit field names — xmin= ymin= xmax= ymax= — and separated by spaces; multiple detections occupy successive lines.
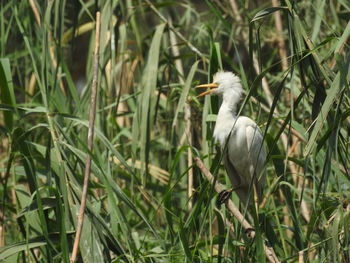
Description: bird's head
xmin=195 ymin=71 xmax=242 ymax=97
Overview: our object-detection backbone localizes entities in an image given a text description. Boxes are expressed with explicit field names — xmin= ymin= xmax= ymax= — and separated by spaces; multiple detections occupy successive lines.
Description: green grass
xmin=1 ymin=0 xmax=350 ymax=262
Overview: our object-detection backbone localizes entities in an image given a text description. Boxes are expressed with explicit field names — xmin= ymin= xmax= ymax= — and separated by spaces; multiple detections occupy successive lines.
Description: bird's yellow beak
xmin=195 ymin=83 xmax=218 ymax=97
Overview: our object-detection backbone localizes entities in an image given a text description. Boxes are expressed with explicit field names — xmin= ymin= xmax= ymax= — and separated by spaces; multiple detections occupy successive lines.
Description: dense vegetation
xmin=1 ymin=0 xmax=349 ymax=262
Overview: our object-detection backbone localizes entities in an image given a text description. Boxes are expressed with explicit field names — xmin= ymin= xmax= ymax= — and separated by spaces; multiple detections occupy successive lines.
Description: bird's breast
xmin=213 ymin=115 xmax=236 ymax=147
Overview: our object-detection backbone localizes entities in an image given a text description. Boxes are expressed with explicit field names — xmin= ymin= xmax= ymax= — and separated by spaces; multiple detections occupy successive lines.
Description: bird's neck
xmin=213 ymin=91 xmax=241 ymax=146
xmin=220 ymin=90 xmax=241 ymax=115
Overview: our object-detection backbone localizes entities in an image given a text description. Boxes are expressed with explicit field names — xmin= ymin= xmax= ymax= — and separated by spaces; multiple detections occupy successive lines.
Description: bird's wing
xmin=245 ymin=124 xmax=265 ymax=174
xmin=223 ymin=148 xmax=241 ymax=186
xmin=245 ymin=123 xmax=266 ymax=199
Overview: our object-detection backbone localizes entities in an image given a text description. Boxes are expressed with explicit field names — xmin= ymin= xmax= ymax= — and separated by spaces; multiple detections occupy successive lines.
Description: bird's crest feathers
xmin=213 ymin=71 xmax=242 ymax=90
xmin=212 ymin=71 xmax=243 ymax=98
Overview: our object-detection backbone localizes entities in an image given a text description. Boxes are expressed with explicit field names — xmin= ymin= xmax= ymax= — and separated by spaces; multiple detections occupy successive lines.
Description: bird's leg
xmin=216 ymin=189 xmax=233 ymax=206
xmin=216 ymin=186 xmax=241 ymax=207
xmin=245 ymin=228 xmax=255 ymax=239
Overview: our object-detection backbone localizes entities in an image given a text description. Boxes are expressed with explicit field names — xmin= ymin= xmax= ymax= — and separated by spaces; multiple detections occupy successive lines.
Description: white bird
xmin=196 ymin=71 xmax=266 ymax=206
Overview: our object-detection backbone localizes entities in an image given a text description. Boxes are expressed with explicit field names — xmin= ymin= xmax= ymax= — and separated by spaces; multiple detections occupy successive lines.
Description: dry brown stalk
xmin=27 ymin=0 xmax=40 ymax=99
xmin=228 ymin=0 xmax=242 ymax=23
xmin=168 ymin=17 xmax=194 ymax=211
xmin=271 ymin=0 xmax=289 ymax=72
xmin=28 ymin=0 xmax=41 ymax=26
xmin=145 ymin=0 xmax=206 ymax=60
xmin=28 ymin=73 xmax=36 ymax=97
xmin=29 ymin=0 xmax=66 ymax=96
xmin=70 ymin=11 xmax=101 ymax=263
xmin=298 ymin=251 xmax=304 ymax=263
xmin=194 ymin=157 xmax=281 ymax=263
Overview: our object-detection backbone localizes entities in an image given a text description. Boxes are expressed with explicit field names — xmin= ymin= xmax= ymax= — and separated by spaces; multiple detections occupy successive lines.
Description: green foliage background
xmin=0 ymin=0 xmax=349 ymax=262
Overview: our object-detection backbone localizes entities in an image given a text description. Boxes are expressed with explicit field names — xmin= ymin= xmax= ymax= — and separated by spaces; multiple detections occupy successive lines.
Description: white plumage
xmin=196 ymin=71 xmax=266 ymax=205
